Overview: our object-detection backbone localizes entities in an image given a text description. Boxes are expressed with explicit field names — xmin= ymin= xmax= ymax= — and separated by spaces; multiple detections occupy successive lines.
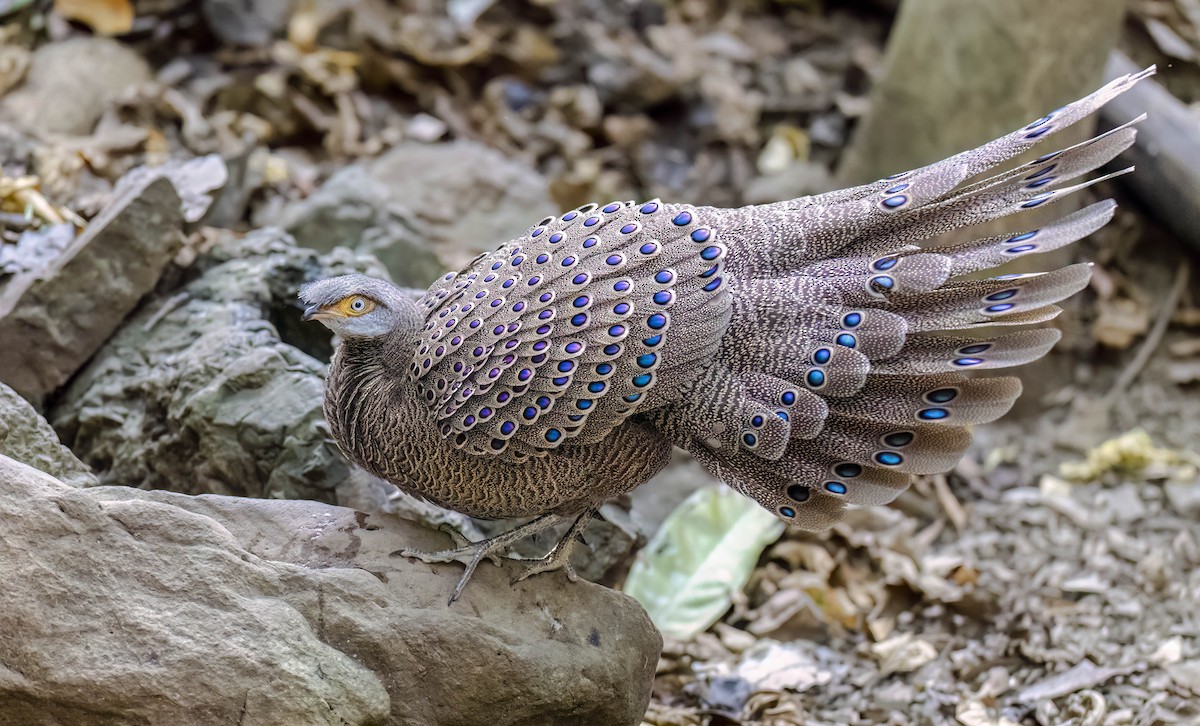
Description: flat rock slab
xmin=0 ymin=455 xmax=660 ymax=726
xmin=0 ymin=175 xmax=184 ymax=404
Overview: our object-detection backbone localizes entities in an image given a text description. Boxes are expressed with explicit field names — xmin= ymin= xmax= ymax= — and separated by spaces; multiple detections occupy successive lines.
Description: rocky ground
xmin=1 ymin=1 xmax=1199 ymax=724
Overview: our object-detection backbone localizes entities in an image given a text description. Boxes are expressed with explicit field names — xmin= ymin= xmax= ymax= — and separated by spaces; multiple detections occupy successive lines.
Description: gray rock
xmin=0 ymin=382 xmax=96 ymax=488
xmin=278 ymin=141 xmax=556 ymax=287
xmin=202 ymin=0 xmax=296 ymax=46
xmin=0 ymin=37 xmax=151 ymax=137
xmin=0 ymin=455 xmax=661 ymax=725
xmin=0 ymin=174 xmax=185 ymax=405
xmin=50 ymin=229 xmax=380 ymax=503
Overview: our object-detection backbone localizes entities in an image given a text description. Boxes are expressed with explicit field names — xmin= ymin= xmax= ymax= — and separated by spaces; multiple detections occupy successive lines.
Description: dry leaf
xmin=54 ymin=0 xmax=133 ymax=35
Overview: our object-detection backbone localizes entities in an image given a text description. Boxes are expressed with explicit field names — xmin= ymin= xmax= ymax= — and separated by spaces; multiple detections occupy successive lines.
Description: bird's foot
xmin=511 ymin=507 xmax=597 ymax=586
xmin=392 ymin=514 xmax=563 ymax=605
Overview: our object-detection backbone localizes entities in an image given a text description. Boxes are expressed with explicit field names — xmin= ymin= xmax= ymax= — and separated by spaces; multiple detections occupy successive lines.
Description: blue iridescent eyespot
xmin=1026 ymin=177 xmax=1054 ymax=189
xmin=640 ymin=202 xmax=658 ymax=214
xmin=869 ymin=275 xmax=895 ymax=294
xmin=1021 ymin=192 xmax=1051 ymax=208
xmin=588 ymin=382 xmax=605 ymax=393
xmin=875 ymin=451 xmax=903 ymax=466
xmin=623 ymin=224 xmax=639 ymax=235
xmin=490 ymin=438 xmax=506 ymax=450
xmin=602 ymin=202 xmax=621 ymax=213
xmin=1007 ymin=230 xmax=1038 ymax=243
xmin=842 ymin=312 xmax=863 ymax=328
xmin=1026 ymin=114 xmax=1052 ymax=130
xmin=824 ymin=481 xmax=847 ymax=495
xmin=833 ymin=462 xmax=861 ymax=478
xmin=925 ymin=388 xmax=957 ymax=404
xmin=700 ymin=246 xmax=721 ymax=261
xmin=582 ymin=237 xmax=597 ymax=248
xmin=673 ymin=211 xmax=692 ymax=226
xmin=576 ymin=399 xmax=592 ymax=410
xmin=561 ymin=211 xmax=577 ymax=222
xmin=573 ymin=273 xmax=588 ymax=285
xmin=872 ymin=256 xmax=899 ymax=271
xmin=552 ymin=376 xmax=568 ymax=386
xmin=984 ymin=303 xmax=1014 ymax=313
xmin=883 ymin=431 xmax=914 ymax=448
xmin=637 ymin=353 xmax=656 ymax=368
xmin=531 ymin=228 xmax=544 ymax=238
xmin=558 ymin=361 xmax=574 ymax=373
xmin=500 ymin=421 xmax=516 ymax=435
xmin=918 ymin=407 xmax=949 ymax=420
xmin=537 ymin=396 xmax=551 ymax=408
xmin=523 ymin=407 xmax=537 ymax=420
xmin=655 ymin=270 xmax=674 ymax=284
xmin=775 ymin=410 xmax=789 ymax=422
xmin=653 ymin=291 xmax=672 ymax=305
xmin=812 ymin=347 xmax=831 ymax=365
xmin=751 ymin=415 xmax=764 ymax=428
xmin=632 ymin=373 xmax=652 ymax=387
xmin=571 ymin=313 xmax=587 ymax=326
xmin=597 ymin=363 xmax=613 ymax=374
xmin=836 ymin=333 xmax=857 ymax=348
xmin=545 ymin=429 xmax=562 ymax=442
xmin=643 ymin=334 xmax=662 ymax=346
xmin=985 ymin=289 xmax=1017 ymax=301
xmin=549 ymin=232 xmax=563 ymax=243
xmin=1024 ymin=126 xmax=1053 ymax=139
xmin=491 ymin=262 xmax=502 ymax=270
xmin=1006 ymin=244 xmax=1037 ymax=253
xmin=805 ymin=369 xmax=825 ymax=387
xmin=882 ymin=195 xmax=908 ymax=208
xmin=742 ymin=432 xmax=757 ymax=447
xmin=953 ymin=357 xmax=983 ymax=366
xmin=648 ymin=314 xmax=667 ymax=329
xmin=779 ymin=506 xmax=796 ymax=518
xmin=1027 ymin=165 xmax=1056 ymax=180
xmin=958 ymin=343 xmax=991 ymax=354
xmin=781 ymin=390 xmax=796 ymax=406
xmin=614 ymin=280 xmax=630 ymax=291
xmin=535 ymin=254 xmax=548 ymax=264
xmin=700 ymin=264 xmax=718 ymax=278
xmin=614 ymin=303 xmax=630 ymax=315
xmin=691 ymin=229 xmax=711 ymax=243
xmin=562 ymin=256 xmax=576 ymax=266
xmin=786 ymin=484 xmax=810 ymax=502
xmin=703 ymin=277 xmax=723 ymax=292
xmin=602 ymin=345 xmax=620 ymax=356
xmin=624 ymin=393 xmax=641 ymax=403
xmin=608 ymin=325 xmax=625 ymax=337
xmin=583 ymin=217 xmax=600 ymax=227
xmin=640 ymin=243 xmax=657 ymax=254
xmin=573 ymin=295 xmax=589 ymax=307
xmin=606 ymin=254 xmax=623 ymax=265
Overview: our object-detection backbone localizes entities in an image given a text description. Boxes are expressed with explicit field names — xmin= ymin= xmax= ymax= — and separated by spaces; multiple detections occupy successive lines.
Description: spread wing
xmin=412 ymin=200 xmax=732 ymax=457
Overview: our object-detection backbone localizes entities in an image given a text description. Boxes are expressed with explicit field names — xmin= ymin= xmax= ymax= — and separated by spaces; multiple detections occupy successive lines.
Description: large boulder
xmin=0 ymin=382 xmax=96 ymax=488
xmin=49 ymin=229 xmax=378 ymax=502
xmin=0 ymin=174 xmax=184 ymax=405
xmin=0 ymin=454 xmax=661 ymax=725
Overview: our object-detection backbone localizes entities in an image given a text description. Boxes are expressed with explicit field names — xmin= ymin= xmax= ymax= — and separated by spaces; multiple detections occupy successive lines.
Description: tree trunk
xmin=839 ymin=0 xmax=1128 ymax=185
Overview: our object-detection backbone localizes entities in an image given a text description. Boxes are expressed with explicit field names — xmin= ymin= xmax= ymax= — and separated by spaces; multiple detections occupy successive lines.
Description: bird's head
xmin=299 ymin=274 xmax=421 ymax=340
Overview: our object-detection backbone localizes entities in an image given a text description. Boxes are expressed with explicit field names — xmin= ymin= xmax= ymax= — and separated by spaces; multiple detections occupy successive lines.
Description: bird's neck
xmin=325 ymin=335 xmax=411 ymax=466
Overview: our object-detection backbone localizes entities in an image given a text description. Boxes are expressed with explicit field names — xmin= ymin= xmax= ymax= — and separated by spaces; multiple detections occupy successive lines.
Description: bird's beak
xmin=302 ymin=304 xmax=335 ymax=322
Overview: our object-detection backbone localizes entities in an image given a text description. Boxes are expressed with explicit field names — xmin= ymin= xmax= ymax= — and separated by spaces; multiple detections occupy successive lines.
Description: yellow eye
xmin=339 ymin=296 xmax=375 ymax=316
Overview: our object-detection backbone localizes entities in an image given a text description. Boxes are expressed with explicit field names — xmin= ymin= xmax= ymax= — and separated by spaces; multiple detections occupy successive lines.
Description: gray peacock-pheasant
xmin=301 ymin=67 xmax=1153 ymax=604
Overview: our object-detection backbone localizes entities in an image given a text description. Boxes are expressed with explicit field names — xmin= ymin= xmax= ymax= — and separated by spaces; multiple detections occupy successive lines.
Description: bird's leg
xmin=512 ymin=506 xmax=599 ymax=585
xmin=393 ymin=513 xmax=563 ymax=605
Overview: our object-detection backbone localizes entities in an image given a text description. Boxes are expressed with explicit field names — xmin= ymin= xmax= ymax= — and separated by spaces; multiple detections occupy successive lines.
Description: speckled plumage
xmin=302 ymin=68 xmax=1153 ymax=603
